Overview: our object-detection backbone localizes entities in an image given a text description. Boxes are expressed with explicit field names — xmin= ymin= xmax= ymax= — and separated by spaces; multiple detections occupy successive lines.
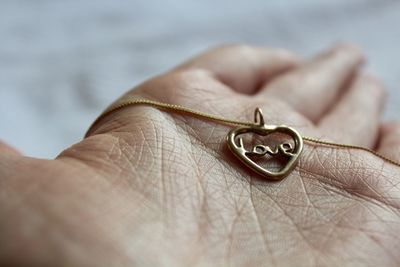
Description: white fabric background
xmin=1 ymin=0 xmax=399 ymax=158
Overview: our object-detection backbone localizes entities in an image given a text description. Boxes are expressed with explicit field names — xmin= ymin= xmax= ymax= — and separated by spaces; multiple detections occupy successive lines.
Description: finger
xmin=377 ymin=122 xmax=400 ymax=162
xmin=261 ymin=44 xmax=364 ymax=122
xmin=85 ymin=69 xmax=237 ymax=137
xmin=318 ymin=74 xmax=386 ymax=147
xmin=174 ymin=44 xmax=300 ymax=94
xmin=85 ymin=69 xmax=310 ymax=142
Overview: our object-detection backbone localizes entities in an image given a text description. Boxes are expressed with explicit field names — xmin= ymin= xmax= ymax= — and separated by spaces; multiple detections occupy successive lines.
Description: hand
xmin=1 ymin=44 xmax=400 ymax=267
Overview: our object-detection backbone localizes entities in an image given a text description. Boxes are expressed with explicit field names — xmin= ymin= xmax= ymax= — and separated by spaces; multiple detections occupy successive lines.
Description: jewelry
xmin=85 ymin=98 xmax=400 ymax=180
xmin=227 ymin=108 xmax=303 ymax=179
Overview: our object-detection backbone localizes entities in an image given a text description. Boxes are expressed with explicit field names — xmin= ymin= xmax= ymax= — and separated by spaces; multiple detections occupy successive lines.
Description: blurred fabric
xmin=1 ymin=0 xmax=399 ymax=158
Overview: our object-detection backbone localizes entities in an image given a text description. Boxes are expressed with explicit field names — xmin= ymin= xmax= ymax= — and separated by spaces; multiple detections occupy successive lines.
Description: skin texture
xmin=1 ymin=44 xmax=400 ymax=267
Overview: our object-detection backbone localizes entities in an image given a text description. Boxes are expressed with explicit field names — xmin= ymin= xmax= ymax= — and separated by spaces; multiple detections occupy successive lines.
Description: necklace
xmin=85 ymin=98 xmax=400 ymax=180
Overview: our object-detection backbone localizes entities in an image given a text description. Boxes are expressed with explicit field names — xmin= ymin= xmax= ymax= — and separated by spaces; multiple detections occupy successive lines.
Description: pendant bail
xmin=254 ymin=107 xmax=265 ymax=126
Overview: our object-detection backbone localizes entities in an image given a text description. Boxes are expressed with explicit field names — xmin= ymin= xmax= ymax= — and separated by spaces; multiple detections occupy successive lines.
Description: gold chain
xmin=85 ymin=98 xmax=400 ymax=167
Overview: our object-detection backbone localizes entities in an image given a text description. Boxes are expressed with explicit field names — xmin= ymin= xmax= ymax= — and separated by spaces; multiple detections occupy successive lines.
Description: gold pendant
xmin=226 ymin=108 xmax=303 ymax=180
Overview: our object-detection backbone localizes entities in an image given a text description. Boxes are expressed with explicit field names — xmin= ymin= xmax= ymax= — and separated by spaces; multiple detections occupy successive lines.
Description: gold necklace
xmin=85 ymin=98 xmax=400 ymax=180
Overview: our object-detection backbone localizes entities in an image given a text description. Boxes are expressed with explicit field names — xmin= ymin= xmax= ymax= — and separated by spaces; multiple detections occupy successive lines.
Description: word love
xmin=227 ymin=108 xmax=303 ymax=180
xmin=237 ymin=137 xmax=295 ymax=158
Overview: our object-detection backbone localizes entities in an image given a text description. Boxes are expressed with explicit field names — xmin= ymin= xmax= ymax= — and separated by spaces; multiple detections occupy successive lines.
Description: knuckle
xmin=152 ymin=68 xmax=212 ymax=88
xmin=139 ymin=68 xmax=215 ymax=101
xmin=167 ymin=68 xmax=213 ymax=87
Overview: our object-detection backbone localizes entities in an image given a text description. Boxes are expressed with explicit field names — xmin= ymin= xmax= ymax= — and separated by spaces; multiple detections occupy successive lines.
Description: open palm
xmin=1 ymin=44 xmax=400 ymax=267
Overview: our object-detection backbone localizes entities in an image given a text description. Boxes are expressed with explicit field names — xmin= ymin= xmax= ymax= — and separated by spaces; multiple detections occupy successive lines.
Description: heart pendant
xmin=226 ymin=108 xmax=303 ymax=180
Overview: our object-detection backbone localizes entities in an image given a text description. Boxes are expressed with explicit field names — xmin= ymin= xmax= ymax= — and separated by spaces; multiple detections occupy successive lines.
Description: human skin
xmin=1 ymin=44 xmax=400 ymax=267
